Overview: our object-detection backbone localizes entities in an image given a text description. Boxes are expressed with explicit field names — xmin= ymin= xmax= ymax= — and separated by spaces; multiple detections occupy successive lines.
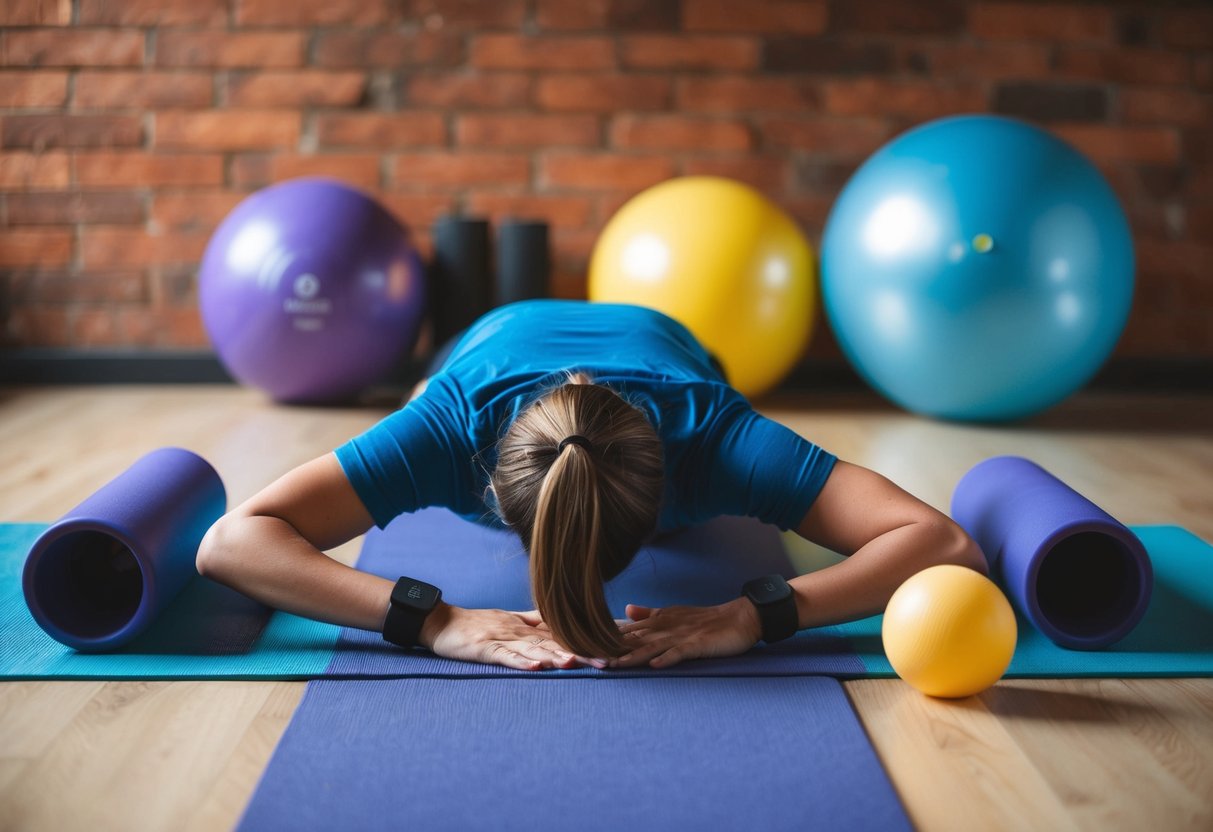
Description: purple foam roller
xmin=22 ymin=447 xmax=226 ymax=652
xmin=951 ymin=456 xmax=1152 ymax=650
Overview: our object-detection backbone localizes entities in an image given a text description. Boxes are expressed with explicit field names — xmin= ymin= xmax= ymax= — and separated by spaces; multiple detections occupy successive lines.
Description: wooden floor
xmin=1 ymin=385 xmax=1211 ymax=831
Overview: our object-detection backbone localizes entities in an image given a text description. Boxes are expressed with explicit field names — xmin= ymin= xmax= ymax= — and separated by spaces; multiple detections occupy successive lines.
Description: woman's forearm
xmin=197 ymin=514 xmax=396 ymax=632
xmin=788 ymin=519 xmax=985 ymax=630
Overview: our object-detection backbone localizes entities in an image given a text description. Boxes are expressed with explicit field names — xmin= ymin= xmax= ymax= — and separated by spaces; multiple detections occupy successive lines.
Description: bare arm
xmin=786 ymin=459 xmax=987 ymax=628
xmin=196 ymin=452 xmax=592 ymax=669
xmin=195 ymin=453 xmax=408 ymax=633
xmin=613 ymin=460 xmax=987 ymax=668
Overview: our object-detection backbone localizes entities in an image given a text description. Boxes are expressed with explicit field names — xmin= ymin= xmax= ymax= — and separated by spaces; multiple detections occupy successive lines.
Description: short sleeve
xmin=694 ymin=407 xmax=837 ymax=531
xmin=333 ymin=380 xmax=478 ymax=530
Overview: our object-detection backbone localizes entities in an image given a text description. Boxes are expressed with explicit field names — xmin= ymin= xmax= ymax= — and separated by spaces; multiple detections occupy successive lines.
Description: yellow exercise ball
xmin=588 ymin=176 xmax=815 ymax=398
xmin=882 ymin=564 xmax=1017 ymax=699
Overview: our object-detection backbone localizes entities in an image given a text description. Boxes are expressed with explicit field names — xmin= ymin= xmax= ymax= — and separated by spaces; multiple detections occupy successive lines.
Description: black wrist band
xmin=382 ymin=577 xmax=441 ymax=649
xmin=742 ymin=574 xmax=799 ymax=644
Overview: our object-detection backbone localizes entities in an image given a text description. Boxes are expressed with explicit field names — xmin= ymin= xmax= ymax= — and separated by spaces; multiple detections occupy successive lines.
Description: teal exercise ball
xmin=821 ymin=115 xmax=1134 ymax=421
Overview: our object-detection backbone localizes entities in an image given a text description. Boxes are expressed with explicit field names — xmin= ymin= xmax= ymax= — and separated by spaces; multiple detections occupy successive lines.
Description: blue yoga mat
xmin=237 ymin=676 xmax=911 ymax=832
xmin=4 ymin=515 xmax=1212 ymax=679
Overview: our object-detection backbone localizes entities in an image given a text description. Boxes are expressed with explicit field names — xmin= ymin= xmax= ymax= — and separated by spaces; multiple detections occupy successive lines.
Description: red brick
xmin=536 ymin=0 xmax=678 ymax=30
xmin=79 ymin=0 xmax=226 ymax=25
xmin=236 ymin=0 xmax=391 ymax=26
xmin=1196 ymin=55 xmax=1213 ymax=92
xmin=677 ymin=77 xmax=818 ymax=112
xmin=156 ymin=111 xmax=300 ymax=150
xmin=1054 ymin=48 xmax=1192 ymax=86
xmin=470 ymin=35 xmax=615 ymax=70
xmin=316 ymin=113 xmax=445 ymax=149
xmin=230 ymin=153 xmax=382 ymax=190
xmin=541 ymin=152 xmax=673 ymax=190
xmin=7 ymin=191 xmax=145 ymax=225
xmin=0 ymin=229 xmax=72 ymax=266
xmin=81 ymin=227 xmax=208 ymax=268
xmin=684 ymin=0 xmax=827 ymax=34
xmin=6 ymin=270 xmax=147 ymax=304
xmin=760 ymin=117 xmax=894 ymax=157
xmin=781 ymin=195 xmax=833 ymax=231
xmin=535 ymin=0 xmax=609 ymax=29
xmin=1185 ymin=202 xmax=1213 ymax=239
xmin=969 ymin=3 xmax=1114 ymax=43
xmin=680 ymin=157 xmax=790 ymax=192
xmin=3 ymin=115 xmax=143 ymax=149
xmin=1156 ymin=9 xmax=1213 ymax=50
xmin=821 ymin=79 xmax=985 ymax=118
xmin=3 ymin=30 xmax=144 ymax=67
xmin=0 ymin=0 xmax=71 ymax=26
xmin=392 ymin=152 xmax=530 ymax=188
xmin=832 ymin=0 xmax=963 ymax=33
xmin=156 ymin=31 xmax=305 ymax=69
xmin=0 ymin=72 xmax=68 ymax=107
xmin=610 ymin=115 xmax=751 ymax=151
xmin=404 ymin=73 xmax=531 ymax=108
xmin=456 ymin=114 xmax=600 ymax=148
xmin=75 ymin=152 xmax=224 ymax=187
xmin=1122 ymin=89 xmax=1213 ymax=128
xmin=378 ymin=193 xmax=460 ymax=232
xmin=151 ymin=190 xmax=244 ymax=232
xmin=0 ymin=151 xmax=69 ymax=189
xmin=536 ymin=75 xmax=670 ymax=112
xmin=401 ymin=0 xmax=527 ymax=28
xmin=1053 ymin=125 xmax=1181 ymax=165
xmin=620 ymin=35 xmax=759 ymax=70
xmin=226 ymin=72 xmax=367 ymax=108
xmin=75 ymin=72 xmax=212 ymax=109
xmin=763 ymin=38 xmax=894 ymax=74
xmin=902 ymin=42 xmax=1052 ymax=79
xmin=5 ymin=308 xmax=71 ymax=347
xmin=465 ymin=193 xmax=593 ymax=229
xmin=313 ymin=31 xmax=461 ymax=69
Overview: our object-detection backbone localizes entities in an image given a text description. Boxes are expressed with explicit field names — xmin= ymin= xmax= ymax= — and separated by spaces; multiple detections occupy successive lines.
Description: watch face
xmin=746 ymin=576 xmax=791 ymax=605
xmin=393 ymin=579 xmax=440 ymax=610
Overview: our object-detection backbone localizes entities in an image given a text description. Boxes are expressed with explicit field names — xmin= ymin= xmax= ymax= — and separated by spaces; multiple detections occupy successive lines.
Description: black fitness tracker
xmin=382 ymin=576 xmax=442 ymax=649
xmin=742 ymin=574 xmax=799 ymax=644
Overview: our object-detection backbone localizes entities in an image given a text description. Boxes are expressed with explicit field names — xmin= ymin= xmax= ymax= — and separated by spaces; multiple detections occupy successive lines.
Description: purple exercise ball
xmin=199 ymin=178 xmax=426 ymax=404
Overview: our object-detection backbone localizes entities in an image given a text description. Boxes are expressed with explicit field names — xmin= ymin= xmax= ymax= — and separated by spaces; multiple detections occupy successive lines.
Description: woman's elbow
xmin=924 ymin=517 xmax=988 ymax=576
xmin=196 ymin=515 xmax=241 ymax=584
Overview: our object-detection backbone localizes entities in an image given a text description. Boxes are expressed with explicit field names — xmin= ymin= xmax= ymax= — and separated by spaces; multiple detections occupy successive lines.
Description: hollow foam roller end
xmin=22 ymin=447 xmax=226 ymax=652
xmin=951 ymin=456 xmax=1152 ymax=650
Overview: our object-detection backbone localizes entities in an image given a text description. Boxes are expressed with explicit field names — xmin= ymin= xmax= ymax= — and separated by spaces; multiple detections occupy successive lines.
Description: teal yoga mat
xmin=3 ymin=521 xmax=1212 ymax=680
xmin=830 ymin=526 xmax=1213 ymax=677
xmin=0 ymin=524 xmax=341 ymax=680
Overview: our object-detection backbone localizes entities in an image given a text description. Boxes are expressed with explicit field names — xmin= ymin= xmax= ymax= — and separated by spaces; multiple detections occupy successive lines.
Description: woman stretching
xmin=198 ymin=300 xmax=985 ymax=670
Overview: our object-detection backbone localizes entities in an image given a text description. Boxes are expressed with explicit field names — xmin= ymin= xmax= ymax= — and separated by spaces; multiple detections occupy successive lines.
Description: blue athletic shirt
xmin=334 ymin=300 xmax=837 ymax=533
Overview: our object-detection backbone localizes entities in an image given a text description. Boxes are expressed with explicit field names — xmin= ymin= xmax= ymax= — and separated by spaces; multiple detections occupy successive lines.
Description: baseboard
xmin=0 ymin=349 xmax=1209 ymax=395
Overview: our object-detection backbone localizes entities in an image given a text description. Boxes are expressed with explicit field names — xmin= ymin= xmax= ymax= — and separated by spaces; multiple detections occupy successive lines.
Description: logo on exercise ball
xmin=284 ymin=272 xmax=331 ymax=331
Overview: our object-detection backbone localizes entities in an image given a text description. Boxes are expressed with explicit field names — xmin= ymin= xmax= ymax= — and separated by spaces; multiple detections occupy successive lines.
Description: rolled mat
xmin=951 ymin=456 xmax=1153 ymax=649
xmin=236 ymin=676 xmax=911 ymax=832
xmin=21 ymin=447 xmax=231 ymax=651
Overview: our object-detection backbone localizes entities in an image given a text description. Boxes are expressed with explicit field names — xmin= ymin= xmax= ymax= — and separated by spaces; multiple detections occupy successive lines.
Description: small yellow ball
xmin=882 ymin=564 xmax=1017 ymax=698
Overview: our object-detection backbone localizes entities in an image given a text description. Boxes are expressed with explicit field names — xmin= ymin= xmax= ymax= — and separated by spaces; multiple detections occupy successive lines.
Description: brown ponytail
xmin=491 ymin=372 xmax=664 ymax=658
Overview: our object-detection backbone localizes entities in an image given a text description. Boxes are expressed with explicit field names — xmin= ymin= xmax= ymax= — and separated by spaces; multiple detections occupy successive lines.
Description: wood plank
xmin=844 ymin=679 xmax=1080 ymax=831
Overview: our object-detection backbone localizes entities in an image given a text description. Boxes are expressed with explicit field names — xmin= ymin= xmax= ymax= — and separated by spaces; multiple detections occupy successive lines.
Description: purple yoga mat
xmin=951 ymin=456 xmax=1153 ymax=650
xmin=325 ymin=508 xmax=865 ymax=677
xmin=22 ymin=447 xmax=227 ymax=651
xmin=237 ymin=676 xmax=911 ymax=832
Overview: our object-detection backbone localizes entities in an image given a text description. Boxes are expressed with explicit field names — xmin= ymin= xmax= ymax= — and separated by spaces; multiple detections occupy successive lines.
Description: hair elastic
xmin=557 ymin=435 xmax=594 ymax=455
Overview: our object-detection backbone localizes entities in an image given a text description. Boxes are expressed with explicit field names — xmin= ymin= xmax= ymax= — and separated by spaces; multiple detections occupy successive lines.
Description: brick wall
xmin=0 ymin=0 xmax=1210 ymax=361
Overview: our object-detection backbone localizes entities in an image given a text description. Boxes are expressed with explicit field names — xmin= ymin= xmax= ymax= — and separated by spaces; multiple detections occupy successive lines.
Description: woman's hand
xmin=609 ymin=598 xmax=764 ymax=669
xmin=422 ymin=603 xmax=607 ymax=671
